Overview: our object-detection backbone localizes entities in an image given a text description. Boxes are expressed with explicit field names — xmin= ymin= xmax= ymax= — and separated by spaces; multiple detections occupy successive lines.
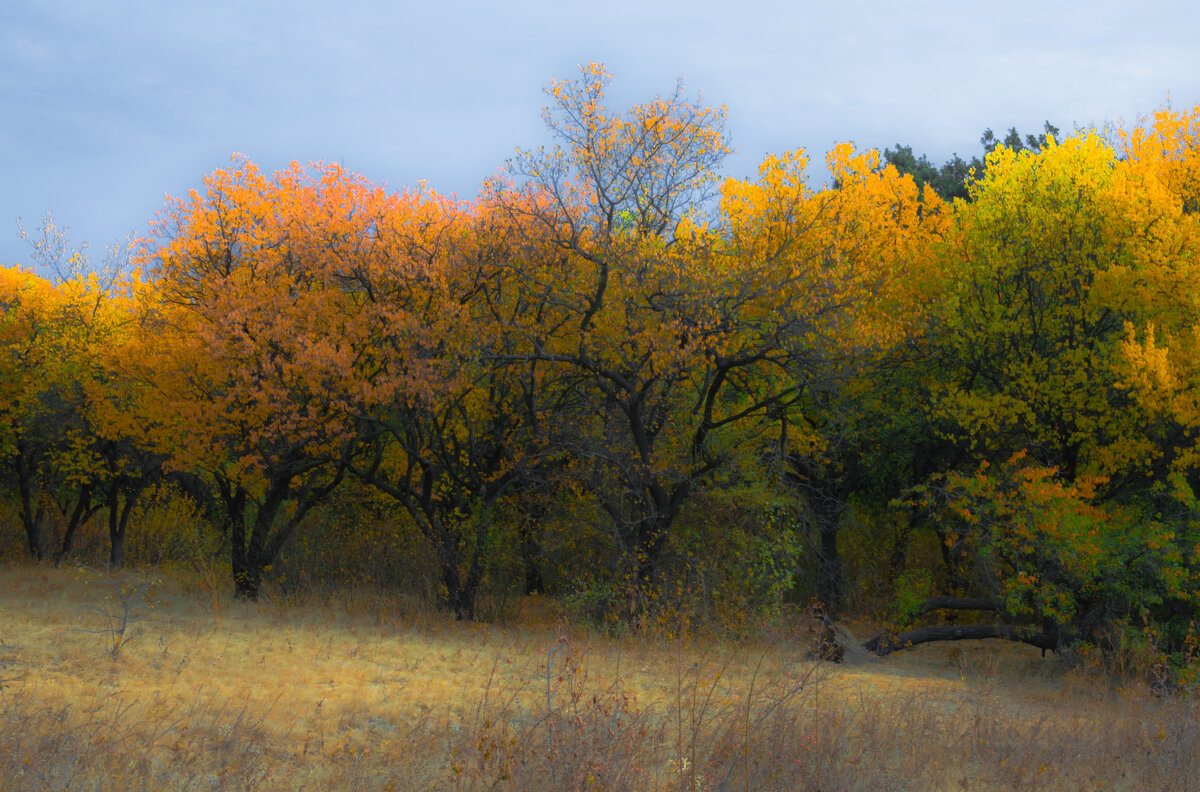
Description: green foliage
xmin=559 ymin=486 xmax=804 ymax=636
xmin=883 ymin=121 xmax=1060 ymax=201
xmin=882 ymin=144 xmax=976 ymax=201
xmin=561 ymin=576 xmax=630 ymax=634
xmin=915 ymin=452 xmax=1200 ymax=650
xmin=889 ymin=569 xmax=934 ymax=626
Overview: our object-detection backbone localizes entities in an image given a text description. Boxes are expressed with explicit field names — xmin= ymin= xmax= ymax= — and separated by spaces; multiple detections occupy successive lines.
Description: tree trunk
xmin=15 ymin=449 xmax=46 ymax=561
xmin=108 ymin=480 xmax=146 ymax=570
xmin=787 ymin=451 xmax=858 ymax=622
xmin=232 ymin=554 xmax=265 ymax=599
xmin=234 ymin=489 xmax=289 ymax=600
xmin=521 ymin=532 xmax=546 ymax=595
xmin=225 ymin=486 xmax=260 ymax=600
xmin=424 ymin=508 xmax=479 ymax=621
xmin=517 ymin=509 xmax=547 ymax=595
xmin=885 ymin=511 xmax=917 ymax=583
xmin=621 ymin=513 xmax=673 ymax=620
xmin=816 ymin=520 xmax=843 ymax=621
xmin=54 ymin=484 xmax=98 ymax=567
xmin=434 ymin=538 xmax=475 ymax=621
xmin=109 ymin=512 xmax=126 ymax=569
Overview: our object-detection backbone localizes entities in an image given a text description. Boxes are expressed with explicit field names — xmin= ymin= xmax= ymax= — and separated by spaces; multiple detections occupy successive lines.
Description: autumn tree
xmin=130 ymin=158 xmax=398 ymax=597
xmin=1100 ymin=103 xmax=1200 ymax=647
xmin=337 ymin=192 xmax=562 ymax=620
xmin=725 ymin=144 xmax=950 ymax=619
xmin=925 ymin=131 xmax=1157 ymax=484
xmin=0 ymin=266 xmax=90 ymax=559
xmin=866 ymin=123 xmax=1200 ymax=656
xmin=482 ymin=64 xmax=746 ymax=612
xmin=0 ymin=218 xmax=159 ymax=567
xmin=1115 ymin=103 xmax=1200 ymax=481
xmin=880 ymin=145 xmax=975 ymax=202
xmin=85 ymin=281 xmax=169 ymax=569
xmin=479 ymin=64 xmax=922 ymax=619
xmin=867 ymin=451 xmax=1198 ymax=657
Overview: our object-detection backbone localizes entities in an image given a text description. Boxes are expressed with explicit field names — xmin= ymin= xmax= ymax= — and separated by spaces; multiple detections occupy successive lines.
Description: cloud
xmin=2 ymin=0 xmax=1197 ymax=264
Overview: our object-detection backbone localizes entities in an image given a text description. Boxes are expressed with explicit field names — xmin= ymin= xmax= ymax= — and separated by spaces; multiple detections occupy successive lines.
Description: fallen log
xmin=862 ymin=624 xmax=1059 ymax=657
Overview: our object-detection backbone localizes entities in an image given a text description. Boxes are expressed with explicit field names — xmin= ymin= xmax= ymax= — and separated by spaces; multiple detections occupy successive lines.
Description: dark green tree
xmin=883 ymin=121 xmax=1060 ymax=201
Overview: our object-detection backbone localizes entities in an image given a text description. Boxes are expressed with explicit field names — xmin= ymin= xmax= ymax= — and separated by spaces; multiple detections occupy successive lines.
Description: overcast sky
xmin=3 ymin=0 xmax=1198 ymax=269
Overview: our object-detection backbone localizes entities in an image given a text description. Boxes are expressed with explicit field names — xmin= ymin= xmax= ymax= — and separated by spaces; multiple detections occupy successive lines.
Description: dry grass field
xmin=0 ymin=563 xmax=1196 ymax=791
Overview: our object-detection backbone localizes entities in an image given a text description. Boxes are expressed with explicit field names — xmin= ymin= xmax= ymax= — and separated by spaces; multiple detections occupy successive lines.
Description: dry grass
xmin=0 ymin=563 xmax=1195 ymax=791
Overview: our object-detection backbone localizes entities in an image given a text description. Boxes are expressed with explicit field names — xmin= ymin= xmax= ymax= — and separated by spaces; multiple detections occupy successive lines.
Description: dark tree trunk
xmin=521 ymin=529 xmax=546 ymax=595
xmin=232 ymin=553 xmax=265 ymax=599
xmin=932 ymin=523 xmax=970 ymax=597
xmin=606 ymin=507 xmax=677 ymax=620
xmin=428 ymin=493 xmax=499 ymax=622
xmin=787 ymin=449 xmax=859 ymax=622
xmin=109 ymin=507 xmax=126 ymax=570
xmin=225 ymin=485 xmax=261 ymax=600
xmin=108 ymin=480 xmax=146 ymax=570
xmin=444 ymin=577 xmax=475 ymax=621
xmin=54 ymin=484 xmax=100 ymax=567
xmin=232 ymin=483 xmax=288 ymax=600
xmin=816 ymin=518 xmax=843 ymax=621
xmin=860 ymin=595 xmax=1064 ymax=657
xmin=598 ymin=472 xmax=690 ymax=622
xmin=798 ymin=475 xmax=853 ymax=621
xmin=885 ymin=511 xmax=918 ymax=583
xmin=516 ymin=502 xmax=548 ymax=595
xmin=101 ymin=447 xmax=160 ymax=570
xmin=225 ymin=460 xmax=344 ymax=600
xmin=431 ymin=521 xmax=475 ymax=621
xmin=354 ymin=465 xmax=487 ymax=621
xmin=15 ymin=447 xmax=46 ymax=561
xmin=20 ymin=501 xmax=46 ymax=561
xmin=637 ymin=519 xmax=669 ymax=593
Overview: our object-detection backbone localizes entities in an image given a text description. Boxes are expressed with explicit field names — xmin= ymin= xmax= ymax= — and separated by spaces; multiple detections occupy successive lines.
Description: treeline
xmin=5 ymin=64 xmax=1200 ymax=657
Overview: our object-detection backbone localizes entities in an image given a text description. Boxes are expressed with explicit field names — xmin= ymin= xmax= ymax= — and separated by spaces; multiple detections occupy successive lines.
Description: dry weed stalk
xmin=69 ymin=565 xmax=157 ymax=657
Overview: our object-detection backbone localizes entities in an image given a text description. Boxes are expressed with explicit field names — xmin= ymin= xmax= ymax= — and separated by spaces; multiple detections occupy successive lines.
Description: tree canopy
xmin=5 ymin=67 xmax=1200 ymax=665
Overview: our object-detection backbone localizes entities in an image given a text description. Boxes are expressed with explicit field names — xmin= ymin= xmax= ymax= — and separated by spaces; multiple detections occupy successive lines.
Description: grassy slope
xmin=0 ymin=564 xmax=1195 ymax=791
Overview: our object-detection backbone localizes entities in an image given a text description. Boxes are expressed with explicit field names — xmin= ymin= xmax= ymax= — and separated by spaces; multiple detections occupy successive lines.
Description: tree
xmin=0 ymin=257 xmax=161 ymax=566
xmin=929 ymin=131 xmax=1152 ymax=484
xmin=484 ymin=63 xmax=786 ymax=612
xmin=868 ymin=452 xmax=1194 ymax=657
xmin=883 ymin=121 xmax=1060 ymax=201
xmin=340 ymin=192 xmax=560 ymax=619
xmin=867 ymin=122 xmax=1200 ymax=656
xmin=131 ymin=157 xmax=391 ymax=597
xmin=0 ymin=266 xmax=85 ymax=560
xmin=9 ymin=215 xmax=167 ymax=568
xmin=881 ymin=144 xmax=975 ymax=202
xmin=980 ymin=122 xmax=1060 ymax=157
xmin=482 ymin=64 xmax=930 ymax=619
xmin=764 ymin=145 xmax=950 ymax=618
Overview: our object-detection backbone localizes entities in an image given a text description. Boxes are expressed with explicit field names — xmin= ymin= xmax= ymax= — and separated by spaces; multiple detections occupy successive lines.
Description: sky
xmin=3 ymin=0 xmax=1199 ymax=269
